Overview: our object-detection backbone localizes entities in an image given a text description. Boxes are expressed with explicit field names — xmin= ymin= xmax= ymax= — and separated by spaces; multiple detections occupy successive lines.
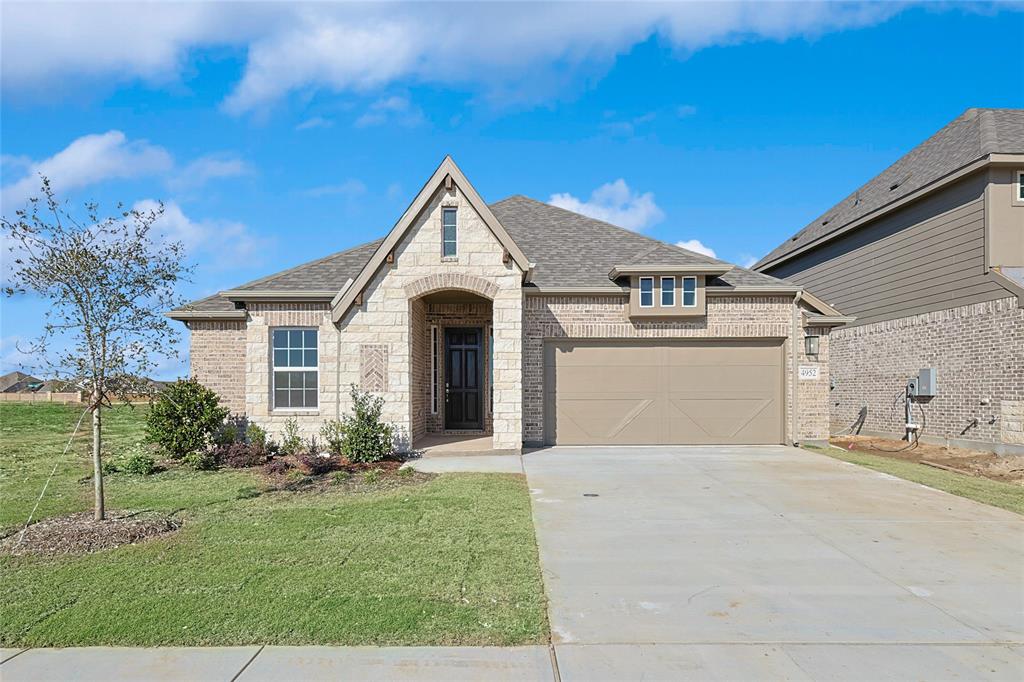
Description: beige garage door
xmin=544 ymin=340 xmax=784 ymax=445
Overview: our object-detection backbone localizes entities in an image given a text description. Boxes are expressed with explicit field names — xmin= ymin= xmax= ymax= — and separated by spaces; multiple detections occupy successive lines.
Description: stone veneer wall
xmin=336 ymin=184 xmax=523 ymax=451
xmin=189 ymin=320 xmax=247 ymax=415
xmin=409 ymin=298 xmax=429 ymax=440
xmin=521 ymin=294 xmax=830 ymax=445
xmin=829 ymin=296 xmax=1024 ymax=452
xmin=243 ymin=301 xmax=341 ymax=439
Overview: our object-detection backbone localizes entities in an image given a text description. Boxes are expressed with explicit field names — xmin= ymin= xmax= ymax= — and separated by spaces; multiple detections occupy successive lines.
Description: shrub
xmin=214 ymin=423 xmax=239 ymax=446
xmin=285 ymin=469 xmax=306 ymax=484
xmin=331 ymin=471 xmax=351 ymax=485
xmin=120 ymin=444 xmax=157 ymax=476
xmin=319 ymin=420 xmax=346 ymax=456
xmin=146 ymin=378 xmax=229 ymax=459
xmin=396 ymin=466 xmax=414 ymax=479
xmin=297 ymin=451 xmax=335 ymax=475
xmin=263 ymin=458 xmax=292 ymax=476
xmin=245 ymin=423 xmax=268 ymax=450
xmin=340 ymin=386 xmax=394 ymax=463
xmin=184 ymin=449 xmax=219 ymax=471
xmin=216 ymin=442 xmax=266 ymax=469
xmin=280 ymin=418 xmax=303 ymax=456
xmin=363 ymin=468 xmax=382 ymax=484
xmin=101 ymin=458 xmax=120 ymax=475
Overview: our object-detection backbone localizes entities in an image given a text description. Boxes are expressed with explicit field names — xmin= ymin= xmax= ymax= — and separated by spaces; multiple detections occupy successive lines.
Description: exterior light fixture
xmin=805 ymin=335 xmax=820 ymax=358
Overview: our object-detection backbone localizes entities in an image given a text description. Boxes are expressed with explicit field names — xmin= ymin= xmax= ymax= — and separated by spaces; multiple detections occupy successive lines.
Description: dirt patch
xmin=831 ymin=435 xmax=1024 ymax=485
xmin=0 ymin=511 xmax=181 ymax=557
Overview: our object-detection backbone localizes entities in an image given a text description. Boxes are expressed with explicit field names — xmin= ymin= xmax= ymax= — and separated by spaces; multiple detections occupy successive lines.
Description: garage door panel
xmin=556 ymin=397 xmax=663 ymax=444
xmin=546 ymin=340 xmax=783 ymax=445
xmin=554 ymin=365 xmax=662 ymax=393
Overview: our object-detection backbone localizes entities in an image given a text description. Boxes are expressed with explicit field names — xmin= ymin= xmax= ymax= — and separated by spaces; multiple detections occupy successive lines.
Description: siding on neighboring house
xmin=766 ymin=171 xmax=1007 ymax=327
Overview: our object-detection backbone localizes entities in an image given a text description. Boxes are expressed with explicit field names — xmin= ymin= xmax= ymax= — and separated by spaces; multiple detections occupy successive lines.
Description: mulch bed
xmin=0 ymin=511 xmax=181 ymax=558
xmin=831 ymin=435 xmax=1024 ymax=485
xmin=261 ymin=455 xmax=436 ymax=494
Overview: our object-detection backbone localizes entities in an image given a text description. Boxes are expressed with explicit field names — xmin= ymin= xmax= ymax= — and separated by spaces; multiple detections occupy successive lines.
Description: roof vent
xmin=821 ymin=219 xmax=830 ymax=226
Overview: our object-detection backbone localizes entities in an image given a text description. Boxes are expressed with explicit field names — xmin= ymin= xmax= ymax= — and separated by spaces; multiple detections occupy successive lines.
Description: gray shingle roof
xmin=490 ymin=195 xmax=784 ymax=290
xmin=755 ymin=108 xmax=1024 ymax=270
xmin=175 ymin=193 xmax=794 ymax=315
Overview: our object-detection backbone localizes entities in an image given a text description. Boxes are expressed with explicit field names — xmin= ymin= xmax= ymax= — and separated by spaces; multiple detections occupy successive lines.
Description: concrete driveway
xmin=523 ymin=445 xmax=1024 ymax=681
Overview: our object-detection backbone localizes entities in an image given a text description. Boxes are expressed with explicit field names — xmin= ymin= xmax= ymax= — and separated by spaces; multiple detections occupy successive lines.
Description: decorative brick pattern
xmin=829 ymin=296 xmax=1023 ymax=449
xmin=189 ymin=320 xmax=246 ymax=414
xmin=359 ymin=344 xmax=388 ymax=392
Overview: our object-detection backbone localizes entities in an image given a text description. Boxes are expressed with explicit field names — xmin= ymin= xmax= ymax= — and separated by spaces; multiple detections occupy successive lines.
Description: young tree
xmin=2 ymin=177 xmax=192 ymax=520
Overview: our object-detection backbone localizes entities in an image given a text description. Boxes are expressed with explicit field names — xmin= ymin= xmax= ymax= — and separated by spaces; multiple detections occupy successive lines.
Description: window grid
xmin=1017 ymin=171 xmax=1024 ymax=201
xmin=639 ymin=277 xmax=654 ymax=307
xmin=442 ymin=208 xmax=457 ymax=257
xmin=660 ymin=276 xmax=675 ymax=307
xmin=682 ymin=277 xmax=697 ymax=307
xmin=272 ymin=328 xmax=318 ymax=410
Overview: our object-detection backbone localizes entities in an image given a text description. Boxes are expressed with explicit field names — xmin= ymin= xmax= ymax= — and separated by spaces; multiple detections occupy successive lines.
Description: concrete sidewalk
xmin=0 ymin=645 xmax=556 ymax=681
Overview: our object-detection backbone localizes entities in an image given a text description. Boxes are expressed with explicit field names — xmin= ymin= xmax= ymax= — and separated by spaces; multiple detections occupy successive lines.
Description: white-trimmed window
xmin=660 ymin=276 xmax=675 ymax=306
xmin=639 ymin=277 xmax=654 ymax=307
xmin=442 ymin=208 xmax=457 ymax=257
xmin=430 ymin=325 xmax=439 ymax=414
xmin=1017 ymin=170 xmax=1024 ymax=202
xmin=682 ymin=276 xmax=697 ymax=307
xmin=272 ymin=328 xmax=318 ymax=410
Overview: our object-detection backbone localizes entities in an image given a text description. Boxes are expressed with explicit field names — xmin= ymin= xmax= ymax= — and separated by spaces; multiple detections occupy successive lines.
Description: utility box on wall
xmin=917 ymin=368 xmax=937 ymax=397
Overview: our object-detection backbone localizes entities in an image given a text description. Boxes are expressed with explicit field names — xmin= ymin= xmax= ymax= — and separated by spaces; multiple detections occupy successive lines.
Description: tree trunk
xmin=92 ymin=401 xmax=105 ymax=521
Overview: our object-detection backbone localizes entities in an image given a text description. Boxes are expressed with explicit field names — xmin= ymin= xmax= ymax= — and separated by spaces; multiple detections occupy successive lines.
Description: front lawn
xmin=802 ymin=443 xmax=1024 ymax=515
xmin=0 ymin=403 xmax=548 ymax=646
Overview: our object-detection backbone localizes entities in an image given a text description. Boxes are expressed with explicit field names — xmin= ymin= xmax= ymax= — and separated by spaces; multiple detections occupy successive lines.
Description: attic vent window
xmin=821 ymin=219 xmax=830 ymax=226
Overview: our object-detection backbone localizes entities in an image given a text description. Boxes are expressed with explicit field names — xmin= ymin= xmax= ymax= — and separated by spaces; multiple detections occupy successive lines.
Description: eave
xmin=608 ymin=264 xmax=733 ymax=279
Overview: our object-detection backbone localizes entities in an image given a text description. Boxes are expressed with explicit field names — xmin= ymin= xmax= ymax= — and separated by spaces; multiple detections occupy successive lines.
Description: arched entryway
xmin=407 ymin=277 xmax=495 ymax=453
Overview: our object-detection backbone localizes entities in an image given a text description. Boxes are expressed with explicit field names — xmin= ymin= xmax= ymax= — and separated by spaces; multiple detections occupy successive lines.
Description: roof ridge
xmin=227 ymin=238 xmax=383 ymax=291
xmin=978 ymin=109 xmax=999 ymax=154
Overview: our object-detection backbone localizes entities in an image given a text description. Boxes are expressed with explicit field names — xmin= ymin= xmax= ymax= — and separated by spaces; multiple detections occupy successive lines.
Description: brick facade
xmin=521 ymin=294 xmax=831 ymax=445
xmin=829 ymin=296 xmax=1024 ymax=452
xmin=189 ymin=320 xmax=246 ymax=414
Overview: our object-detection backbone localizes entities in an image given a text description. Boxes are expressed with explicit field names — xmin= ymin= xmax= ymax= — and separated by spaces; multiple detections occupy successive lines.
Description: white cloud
xmin=295 ymin=116 xmax=333 ymax=131
xmin=170 ymin=154 xmax=251 ymax=191
xmin=135 ymin=199 xmax=269 ymax=270
xmin=550 ymin=179 xmax=665 ymax=231
xmin=677 ymin=104 xmax=698 ymax=118
xmin=353 ymin=95 xmax=424 ymax=128
xmin=676 ymin=239 xmax=717 ymax=258
xmin=301 ymin=180 xmax=367 ymax=198
xmin=1 ymin=131 xmax=172 ymax=210
xmin=1 ymin=3 xmax=915 ymax=112
xmin=738 ymin=253 xmax=759 ymax=268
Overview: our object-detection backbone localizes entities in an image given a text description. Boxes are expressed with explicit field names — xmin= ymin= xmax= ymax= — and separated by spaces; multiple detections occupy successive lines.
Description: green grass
xmin=802 ymin=444 xmax=1024 ymax=515
xmin=0 ymin=403 xmax=548 ymax=646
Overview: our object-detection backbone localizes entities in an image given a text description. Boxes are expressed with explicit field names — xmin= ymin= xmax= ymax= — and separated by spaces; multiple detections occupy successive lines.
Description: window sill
xmin=271 ymin=409 xmax=320 ymax=416
xmin=441 ymin=256 xmax=459 ymax=263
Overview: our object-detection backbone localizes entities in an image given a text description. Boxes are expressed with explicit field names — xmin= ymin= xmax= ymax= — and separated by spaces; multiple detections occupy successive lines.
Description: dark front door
xmin=445 ymin=327 xmax=483 ymax=430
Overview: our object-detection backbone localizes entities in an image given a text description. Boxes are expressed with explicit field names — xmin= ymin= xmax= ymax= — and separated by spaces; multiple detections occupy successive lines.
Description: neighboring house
xmin=755 ymin=108 xmax=1024 ymax=454
xmin=170 ymin=157 xmax=847 ymax=452
xmin=0 ymin=371 xmax=42 ymax=393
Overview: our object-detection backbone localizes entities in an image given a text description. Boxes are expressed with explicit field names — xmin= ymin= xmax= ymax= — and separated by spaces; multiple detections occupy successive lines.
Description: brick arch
xmin=404 ymin=273 xmax=499 ymax=300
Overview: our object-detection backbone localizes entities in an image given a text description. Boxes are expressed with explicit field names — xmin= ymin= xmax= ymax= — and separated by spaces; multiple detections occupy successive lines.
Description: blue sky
xmin=2 ymin=2 xmax=1022 ymax=379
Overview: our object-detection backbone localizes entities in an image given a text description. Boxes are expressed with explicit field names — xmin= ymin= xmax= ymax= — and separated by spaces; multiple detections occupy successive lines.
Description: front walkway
xmin=524 ymin=445 xmax=1024 ymax=680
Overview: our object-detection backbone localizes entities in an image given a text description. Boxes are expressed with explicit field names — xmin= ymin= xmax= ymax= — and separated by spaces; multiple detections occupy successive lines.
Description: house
xmin=169 ymin=157 xmax=848 ymax=452
xmin=754 ymin=108 xmax=1024 ymax=455
xmin=0 ymin=371 xmax=42 ymax=393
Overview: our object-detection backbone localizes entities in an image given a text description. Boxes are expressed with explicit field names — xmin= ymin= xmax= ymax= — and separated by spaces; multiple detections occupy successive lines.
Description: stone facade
xmin=334 ymin=185 xmax=523 ymax=451
xmin=521 ymin=294 xmax=831 ymax=445
xmin=829 ymin=296 xmax=1024 ymax=452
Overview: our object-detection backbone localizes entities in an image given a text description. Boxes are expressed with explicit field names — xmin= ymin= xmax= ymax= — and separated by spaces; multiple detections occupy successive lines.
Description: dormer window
xmin=682 ymin=277 xmax=697 ymax=307
xmin=639 ymin=277 xmax=654 ymax=307
xmin=442 ymin=208 xmax=457 ymax=258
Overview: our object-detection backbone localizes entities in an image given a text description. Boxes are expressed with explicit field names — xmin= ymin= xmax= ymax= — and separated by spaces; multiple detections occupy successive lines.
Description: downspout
xmin=336 ymin=319 xmax=342 ymax=421
xmin=791 ymin=291 xmax=802 ymax=446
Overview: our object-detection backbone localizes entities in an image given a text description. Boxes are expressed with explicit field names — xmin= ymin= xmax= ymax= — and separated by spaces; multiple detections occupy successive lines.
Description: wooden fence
xmin=0 ymin=391 xmax=83 ymax=404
